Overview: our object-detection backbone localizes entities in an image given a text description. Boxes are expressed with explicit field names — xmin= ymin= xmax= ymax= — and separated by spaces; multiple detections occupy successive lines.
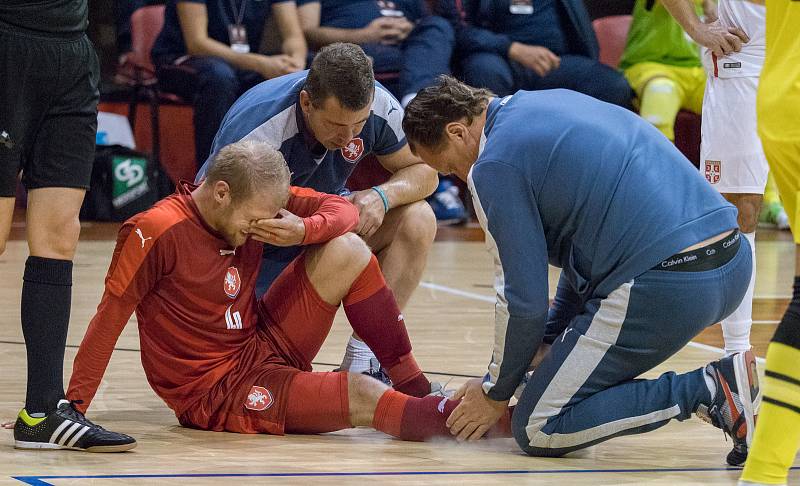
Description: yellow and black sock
xmin=741 ymin=276 xmax=800 ymax=485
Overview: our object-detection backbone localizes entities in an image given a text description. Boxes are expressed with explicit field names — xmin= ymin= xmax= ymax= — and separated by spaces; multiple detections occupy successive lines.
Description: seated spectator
xmin=297 ymin=0 xmax=454 ymax=107
xmin=115 ymin=0 xmax=147 ymax=55
xmin=151 ymin=0 xmax=308 ymax=167
xmin=619 ymin=0 xmax=709 ymax=141
xmin=438 ymin=0 xmax=633 ymax=108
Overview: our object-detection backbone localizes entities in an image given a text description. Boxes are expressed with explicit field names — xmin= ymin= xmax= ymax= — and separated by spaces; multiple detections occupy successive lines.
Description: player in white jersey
xmin=662 ymin=0 xmax=765 ymax=466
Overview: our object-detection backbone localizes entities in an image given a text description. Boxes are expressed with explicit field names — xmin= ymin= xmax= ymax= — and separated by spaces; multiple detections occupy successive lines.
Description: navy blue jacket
xmin=471 ymin=90 xmax=737 ymax=401
xmin=437 ymin=0 xmax=599 ymax=59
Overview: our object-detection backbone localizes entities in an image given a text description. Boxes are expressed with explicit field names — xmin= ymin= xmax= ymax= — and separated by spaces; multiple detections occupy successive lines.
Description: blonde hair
xmin=205 ymin=140 xmax=291 ymax=206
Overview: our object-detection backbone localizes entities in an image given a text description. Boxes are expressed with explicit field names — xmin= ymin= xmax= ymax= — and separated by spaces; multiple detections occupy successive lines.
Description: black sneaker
xmin=362 ymin=358 xmax=393 ymax=386
xmin=14 ymin=400 xmax=137 ymax=452
xmin=697 ymin=350 xmax=760 ymax=467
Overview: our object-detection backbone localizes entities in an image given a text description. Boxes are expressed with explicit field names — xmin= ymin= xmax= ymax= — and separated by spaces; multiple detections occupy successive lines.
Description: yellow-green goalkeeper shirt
xmin=619 ymin=0 xmax=703 ymax=70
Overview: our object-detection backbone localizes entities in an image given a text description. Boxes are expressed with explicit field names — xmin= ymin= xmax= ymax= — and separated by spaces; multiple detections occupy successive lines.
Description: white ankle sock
xmin=704 ymin=367 xmax=718 ymax=400
xmin=721 ymin=231 xmax=756 ymax=356
xmin=339 ymin=336 xmax=379 ymax=373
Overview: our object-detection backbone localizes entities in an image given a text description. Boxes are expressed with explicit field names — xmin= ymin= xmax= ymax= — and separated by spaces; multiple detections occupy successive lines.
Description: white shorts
xmin=700 ymin=75 xmax=769 ymax=194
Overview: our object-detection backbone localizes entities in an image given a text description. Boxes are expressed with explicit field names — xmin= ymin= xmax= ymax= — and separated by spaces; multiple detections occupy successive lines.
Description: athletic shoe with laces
xmin=428 ymin=379 xmax=455 ymax=398
xmin=361 ymin=357 xmax=393 ymax=386
xmin=696 ymin=350 xmax=760 ymax=467
xmin=14 ymin=399 xmax=137 ymax=452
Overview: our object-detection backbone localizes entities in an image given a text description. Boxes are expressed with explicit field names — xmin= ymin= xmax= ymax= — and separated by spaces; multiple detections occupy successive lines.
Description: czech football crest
xmin=244 ymin=386 xmax=274 ymax=411
xmin=341 ymin=138 xmax=364 ymax=163
xmin=224 ymin=266 xmax=241 ymax=299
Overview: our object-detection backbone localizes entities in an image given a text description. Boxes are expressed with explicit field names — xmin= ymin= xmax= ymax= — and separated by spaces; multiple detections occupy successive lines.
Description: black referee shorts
xmin=0 ymin=21 xmax=100 ymax=197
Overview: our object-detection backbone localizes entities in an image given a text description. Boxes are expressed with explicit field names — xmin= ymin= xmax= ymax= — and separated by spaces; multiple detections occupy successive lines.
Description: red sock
xmin=371 ymin=390 xmax=514 ymax=442
xmin=344 ymin=256 xmax=430 ymax=397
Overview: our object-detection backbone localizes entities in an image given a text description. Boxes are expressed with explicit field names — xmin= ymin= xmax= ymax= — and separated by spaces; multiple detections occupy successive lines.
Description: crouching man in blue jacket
xmin=402 ymin=76 xmax=758 ymax=465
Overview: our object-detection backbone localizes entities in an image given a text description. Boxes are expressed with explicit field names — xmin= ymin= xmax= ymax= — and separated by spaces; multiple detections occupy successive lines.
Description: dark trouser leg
xmin=514 ymin=54 xmax=634 ymax=109
xmin=399 ymin=16 xmax=454 ymax=100
xmin=362 ymin=43 xmax=402 ymax=96
xmin=459 ymin=52 xmax=515 ymax=96
xmin=157 ymin=56 xmax=244 ymax=168
xmin=513 ymin=240 xmax=751 ymax=456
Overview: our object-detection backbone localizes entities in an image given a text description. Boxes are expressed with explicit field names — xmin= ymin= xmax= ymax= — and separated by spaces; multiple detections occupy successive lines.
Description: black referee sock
xmin=773 ymin=276 xmax=800 ymax=349
xmin=21 ymin=256 xmax=73 ymax=415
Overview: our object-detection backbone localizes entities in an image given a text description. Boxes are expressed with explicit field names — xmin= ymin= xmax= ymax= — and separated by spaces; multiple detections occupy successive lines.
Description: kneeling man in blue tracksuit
xmin=402 ymin=76 xmax=759 ymax=465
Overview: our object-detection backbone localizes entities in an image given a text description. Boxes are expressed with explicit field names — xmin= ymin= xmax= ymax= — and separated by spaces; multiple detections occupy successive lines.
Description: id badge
xmin=378 ymin=0 xmax=404 ymax=17
xmin=509 ymin=0 xmax=533 ymax=14
xmin=228 ymin=24 xmax=250 ymax=53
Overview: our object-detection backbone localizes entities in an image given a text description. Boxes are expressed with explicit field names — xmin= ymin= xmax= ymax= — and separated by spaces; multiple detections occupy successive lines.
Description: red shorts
xmin=178 ymin=254 xmax=352 ymax=435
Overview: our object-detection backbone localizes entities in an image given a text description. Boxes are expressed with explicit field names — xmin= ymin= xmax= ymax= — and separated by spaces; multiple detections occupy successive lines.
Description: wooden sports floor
xmin=1 ymin=219 xmax=799 ymax=485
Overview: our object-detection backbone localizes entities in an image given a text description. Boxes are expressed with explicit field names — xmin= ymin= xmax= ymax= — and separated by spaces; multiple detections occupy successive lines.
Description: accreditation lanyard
xmin=227 ymin=0 xmax=250 ymax=53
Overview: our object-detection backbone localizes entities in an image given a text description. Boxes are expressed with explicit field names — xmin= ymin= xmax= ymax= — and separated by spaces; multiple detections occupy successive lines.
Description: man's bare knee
xmin=347 ymin=372 xmax=389 ymax=426
xmin=28 ymin=217 xmax=81 ymax=259
xmin=26 ymin=188 xmax=85 ymax=259
xmin=396 ymin=201 xmax=437 ymax=246
xmin=305 ymin=232 xmax=374 ymax=303
xmin=320 ymin=232 xmax=372 ymax=272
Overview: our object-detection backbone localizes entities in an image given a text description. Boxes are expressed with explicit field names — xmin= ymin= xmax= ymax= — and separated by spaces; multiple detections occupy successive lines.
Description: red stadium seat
xmin=593 ymin=15 xmax=633 ymax=69
xmin=118 ymin=5 xmax=197 ymax=177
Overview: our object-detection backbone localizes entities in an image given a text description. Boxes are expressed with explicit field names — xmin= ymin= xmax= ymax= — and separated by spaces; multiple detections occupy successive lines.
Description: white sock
xmin=339 ymin=336 xmax=379 ymax=373
xmin=721 ymin=231 xmax=756 ymax=356
xmin=704 ymin=368 xmax=718 ymax=399
xmin=401 ymin=93 xmax=416 ymax=108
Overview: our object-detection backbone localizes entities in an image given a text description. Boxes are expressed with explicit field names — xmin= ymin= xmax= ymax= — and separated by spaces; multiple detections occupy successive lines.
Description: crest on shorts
xmin=245 ymin=386 xmax=274 ymax=411
xmin=341 ymin=138 xmax=365 ymax=163
xmin=705 ymin=160 xmax=721 ymax=184
xmin=224 ymin=266 xmax=241 ymax=299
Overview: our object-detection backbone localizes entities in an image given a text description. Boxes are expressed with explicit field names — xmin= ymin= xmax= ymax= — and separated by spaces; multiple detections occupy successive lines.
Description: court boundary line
xmin=13 ymin=466 xmax=800 ymax=485
xmin=0 ymin=341 xmax=483 ymax=379
xmin=419 ymin=281 xmax=769 ymax=365
xmin=0 ymin=278 xmax=774 ymax=371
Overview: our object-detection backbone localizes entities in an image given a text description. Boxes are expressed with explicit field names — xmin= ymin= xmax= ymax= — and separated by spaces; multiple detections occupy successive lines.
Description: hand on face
xmin=247 ymin=208 xmax=306 ymax=246
xmin=346 ymin=189 xmax=386 ymax=238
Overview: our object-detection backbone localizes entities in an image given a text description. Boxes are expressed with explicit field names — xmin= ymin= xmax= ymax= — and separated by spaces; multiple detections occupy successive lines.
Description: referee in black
xmin=1 ymin=0 xmax=136 ymax=451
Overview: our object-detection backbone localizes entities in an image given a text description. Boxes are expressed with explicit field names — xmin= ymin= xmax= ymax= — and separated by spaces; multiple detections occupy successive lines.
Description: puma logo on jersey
xmin=135 ymin=228 xmax=152 ymax=248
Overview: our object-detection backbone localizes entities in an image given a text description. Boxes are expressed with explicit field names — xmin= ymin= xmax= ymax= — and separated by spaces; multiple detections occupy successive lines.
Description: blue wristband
xmin=371 ymin=186 xmax=389 ymax=213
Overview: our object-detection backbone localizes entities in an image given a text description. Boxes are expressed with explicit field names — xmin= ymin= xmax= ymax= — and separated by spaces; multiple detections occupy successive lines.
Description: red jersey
xmin=67 ymin=184 xmax=358 ymax=416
